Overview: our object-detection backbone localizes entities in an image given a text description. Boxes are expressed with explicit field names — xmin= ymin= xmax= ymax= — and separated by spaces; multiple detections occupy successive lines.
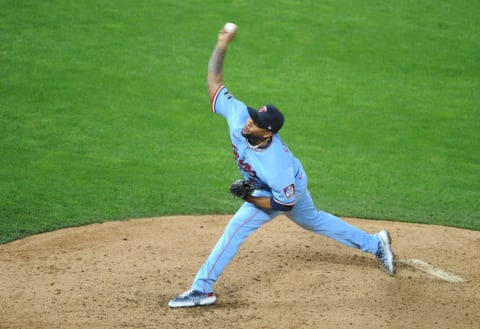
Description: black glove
xmin=229 ymin=179 xmax=256 ymax=199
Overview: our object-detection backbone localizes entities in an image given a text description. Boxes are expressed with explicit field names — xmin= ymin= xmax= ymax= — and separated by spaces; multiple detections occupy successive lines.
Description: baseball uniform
xmin=191 ymin=85 xmax=380 ymax=293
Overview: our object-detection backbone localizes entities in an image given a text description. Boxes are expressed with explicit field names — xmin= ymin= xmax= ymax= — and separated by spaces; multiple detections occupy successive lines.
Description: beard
xmin=241 ymin=130 xmax=251 ymax=139
xmin=242 ymin=131 xmax=267 ymax=146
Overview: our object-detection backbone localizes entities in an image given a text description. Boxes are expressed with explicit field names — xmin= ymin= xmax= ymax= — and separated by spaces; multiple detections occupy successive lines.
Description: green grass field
xmin=1 ymin=0 xmax=479 ymax=244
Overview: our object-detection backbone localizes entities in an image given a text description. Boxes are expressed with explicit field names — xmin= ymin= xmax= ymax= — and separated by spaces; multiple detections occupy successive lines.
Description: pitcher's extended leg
xmin=286 ymin=190 xmax=378 ymax=253
xmin=192 ymin=203 xmax=278 ymax=293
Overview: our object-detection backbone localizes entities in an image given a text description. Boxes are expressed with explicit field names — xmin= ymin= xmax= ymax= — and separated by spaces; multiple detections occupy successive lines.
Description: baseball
xmin=224 ymin=22 xmax=238 ymax=33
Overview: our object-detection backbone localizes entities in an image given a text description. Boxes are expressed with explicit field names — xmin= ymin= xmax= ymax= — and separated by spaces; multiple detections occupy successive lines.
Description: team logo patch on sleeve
xmin=283 ymin=184 xmax=295 ymax=198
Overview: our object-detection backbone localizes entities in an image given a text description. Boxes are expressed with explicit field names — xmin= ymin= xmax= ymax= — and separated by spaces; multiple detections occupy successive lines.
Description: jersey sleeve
xmin=211 ymin=85 xmax=237 ymax=116
xmin=211 ymin=85 xmax=249 ymax=129
xmin=270 ymin=165 xmax=297 ymax=207
xmin=263 ymin=138 xmax=304 ymax=207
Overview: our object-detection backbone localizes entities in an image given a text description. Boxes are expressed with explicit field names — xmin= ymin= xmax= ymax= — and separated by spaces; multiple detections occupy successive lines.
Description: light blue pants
xmin=192 ymin=189 xmax=380 ymax=293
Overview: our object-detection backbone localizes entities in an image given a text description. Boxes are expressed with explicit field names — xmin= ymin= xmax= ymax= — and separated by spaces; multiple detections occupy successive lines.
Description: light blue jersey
xmin=211 ymin=85 xmax=306 ymax=207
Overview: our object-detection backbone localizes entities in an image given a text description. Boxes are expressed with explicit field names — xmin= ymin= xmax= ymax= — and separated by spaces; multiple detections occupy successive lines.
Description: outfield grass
xmin=1 ymin=0 xmax=479 ymax=243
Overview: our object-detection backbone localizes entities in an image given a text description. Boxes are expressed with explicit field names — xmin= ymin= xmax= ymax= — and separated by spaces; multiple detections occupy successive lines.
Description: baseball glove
xmin=229 ymin=179 xmax=256 ymax=199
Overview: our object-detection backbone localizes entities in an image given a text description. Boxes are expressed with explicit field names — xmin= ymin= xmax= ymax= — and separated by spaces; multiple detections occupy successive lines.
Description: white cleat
xmin=375 ymin=230 xmax=396 ymax=275
xmin=168 ymin=289 xmax=216 ymax=308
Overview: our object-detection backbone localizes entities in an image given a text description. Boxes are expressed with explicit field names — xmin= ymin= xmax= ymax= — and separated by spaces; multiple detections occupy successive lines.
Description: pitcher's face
xmin=242 ymin=117 xmax=271 ymax=139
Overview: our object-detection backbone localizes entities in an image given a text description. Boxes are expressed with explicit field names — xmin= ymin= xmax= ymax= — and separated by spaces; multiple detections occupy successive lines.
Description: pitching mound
xmin=1 ymin=215 xmax=479 ymax=328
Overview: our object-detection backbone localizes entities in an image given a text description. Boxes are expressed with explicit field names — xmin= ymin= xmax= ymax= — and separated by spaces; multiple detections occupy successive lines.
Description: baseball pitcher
xmin=168 ymin=23 xmax=395 ymax=308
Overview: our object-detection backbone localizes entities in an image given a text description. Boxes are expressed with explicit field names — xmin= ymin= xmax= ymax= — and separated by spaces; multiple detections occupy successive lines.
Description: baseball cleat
xmin=375 ymin=230 xmax=396 ymax=275
xmin=168 ymin=289 xmax=216 ymax=308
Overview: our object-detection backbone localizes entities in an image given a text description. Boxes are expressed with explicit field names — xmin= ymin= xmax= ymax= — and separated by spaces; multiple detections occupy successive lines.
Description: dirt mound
xmin=1 ymin=215 xmax=478 ymax=328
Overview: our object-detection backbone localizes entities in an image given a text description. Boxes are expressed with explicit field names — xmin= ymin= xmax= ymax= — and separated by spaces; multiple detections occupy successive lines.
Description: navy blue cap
xmin=247 ymin=104 xmax=284 ymax=133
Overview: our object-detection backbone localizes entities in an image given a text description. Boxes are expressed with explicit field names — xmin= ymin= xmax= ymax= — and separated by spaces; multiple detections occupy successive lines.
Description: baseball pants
xmin=191 ymin=189 xmax=380 ymax=293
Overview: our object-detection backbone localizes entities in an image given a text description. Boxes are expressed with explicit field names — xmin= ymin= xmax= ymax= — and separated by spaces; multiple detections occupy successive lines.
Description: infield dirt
xmin=1 ymin=215 xmax=479 ymax=328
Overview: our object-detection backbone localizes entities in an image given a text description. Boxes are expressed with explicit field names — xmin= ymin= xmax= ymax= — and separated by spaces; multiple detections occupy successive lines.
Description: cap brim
xmin=247 ymin=106 xmax=266 ymax=129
